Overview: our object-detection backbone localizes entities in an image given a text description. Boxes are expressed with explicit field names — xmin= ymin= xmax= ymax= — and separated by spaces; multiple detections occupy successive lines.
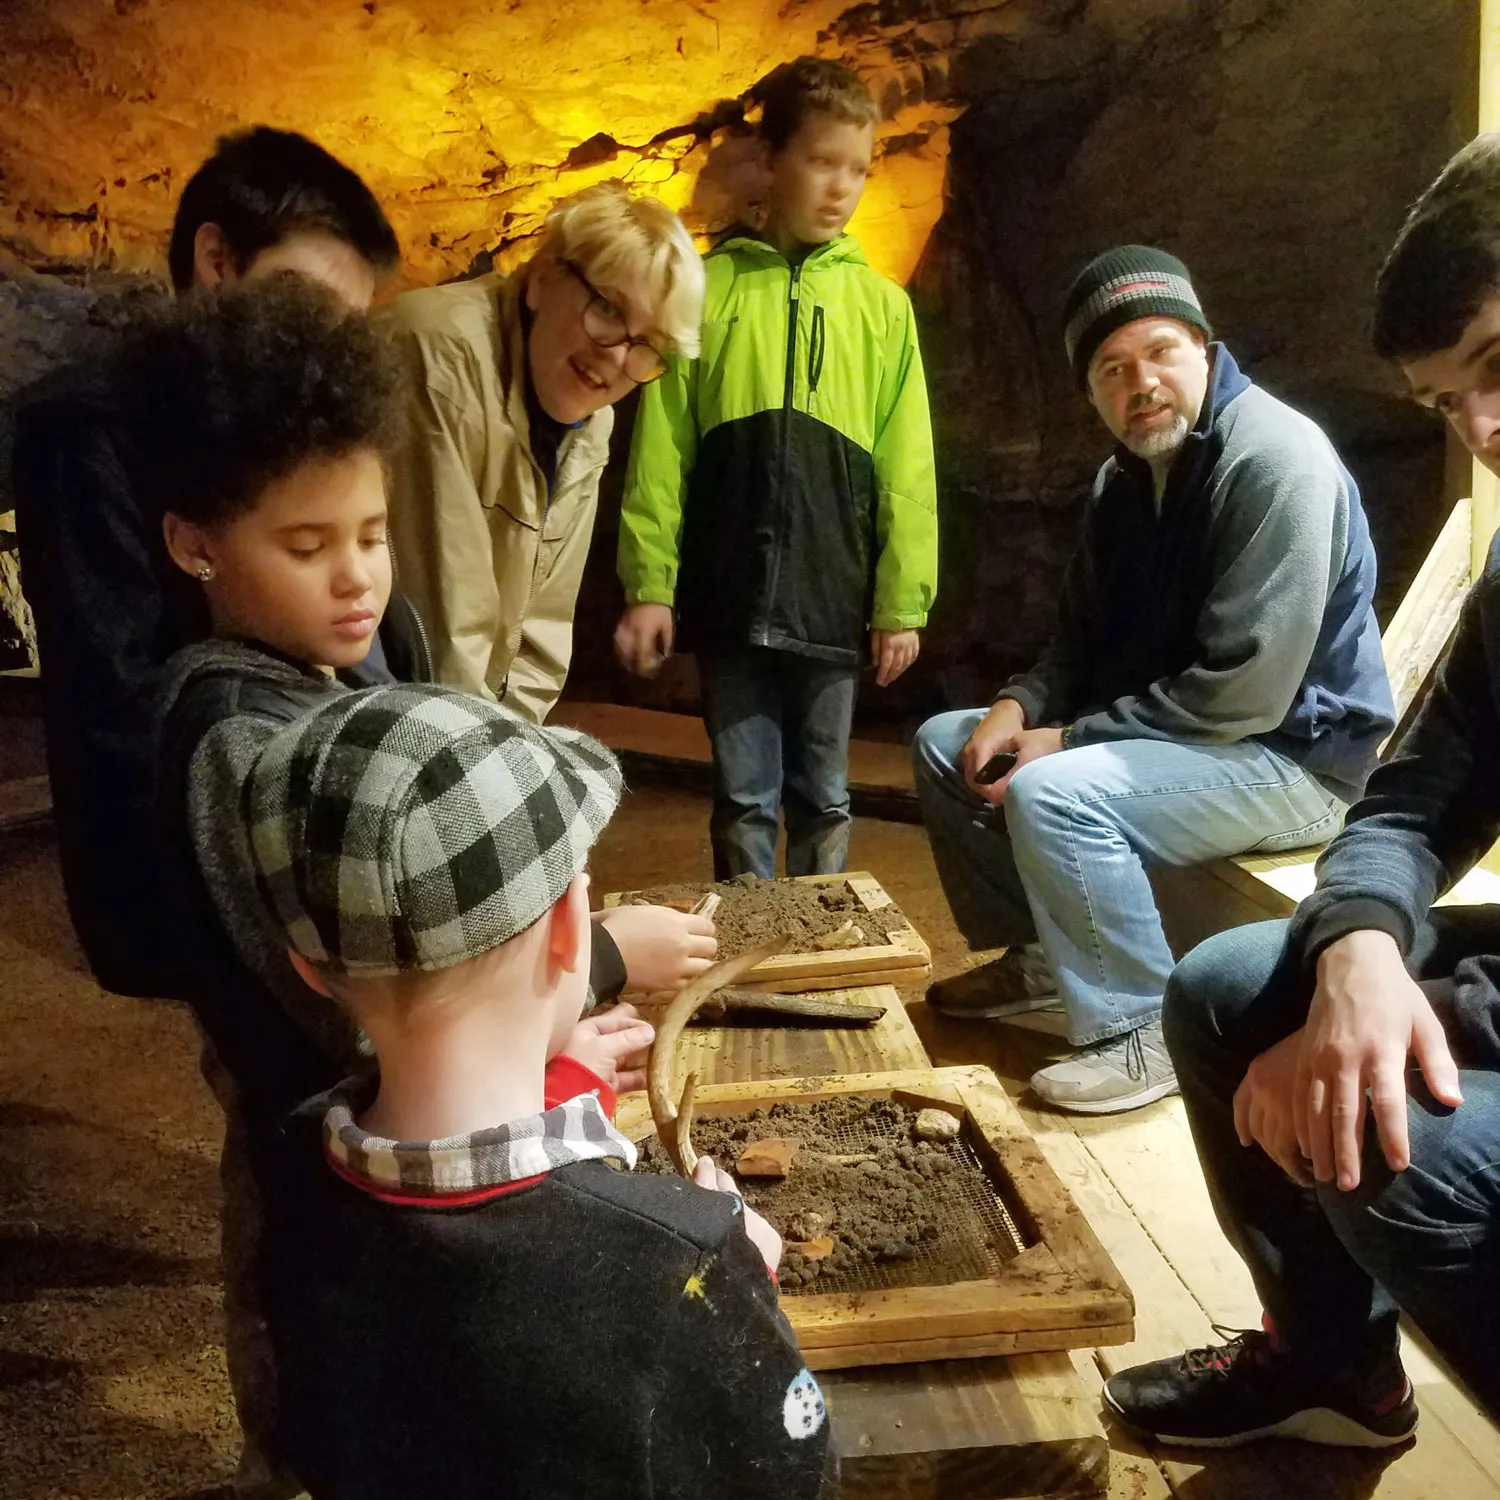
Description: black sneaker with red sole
xmin=1104 ymin=1329 xmax=1418 ymax=1449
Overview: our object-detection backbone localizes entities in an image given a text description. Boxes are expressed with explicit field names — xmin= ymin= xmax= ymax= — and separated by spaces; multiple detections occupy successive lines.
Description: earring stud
xmin=196 ymin=564 xmax=214 ymax=582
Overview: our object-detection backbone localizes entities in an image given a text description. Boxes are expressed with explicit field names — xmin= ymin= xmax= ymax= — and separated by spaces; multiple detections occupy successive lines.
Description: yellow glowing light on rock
xmin=2 ymin=0 xmax=954 ymax=290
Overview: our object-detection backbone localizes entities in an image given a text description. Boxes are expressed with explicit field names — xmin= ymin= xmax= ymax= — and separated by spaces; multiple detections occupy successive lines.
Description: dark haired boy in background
xmin=12 ymin=125 xmax=400 ymax=999
xmin=615 ymin=56 xmax=938 ymax=880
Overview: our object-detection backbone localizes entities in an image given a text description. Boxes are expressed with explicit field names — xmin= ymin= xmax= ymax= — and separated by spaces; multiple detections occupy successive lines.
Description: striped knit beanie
xmin=1063 ymin=246 xmax=1211 ymax=384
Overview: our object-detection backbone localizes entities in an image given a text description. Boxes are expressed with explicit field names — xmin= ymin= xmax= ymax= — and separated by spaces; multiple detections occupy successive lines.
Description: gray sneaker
xmin=926 ymin=944 xmax=1062 ymax=1021
xmin=1030 ymin=1018 xmax=1179 ymax=1115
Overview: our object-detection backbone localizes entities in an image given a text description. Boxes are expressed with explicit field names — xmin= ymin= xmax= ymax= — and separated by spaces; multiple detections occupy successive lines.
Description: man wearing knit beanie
xmin=240 ymin=683 xmax=834 ymax=1499
xmin=912 ymin=244 xmax=1396 ymax=1114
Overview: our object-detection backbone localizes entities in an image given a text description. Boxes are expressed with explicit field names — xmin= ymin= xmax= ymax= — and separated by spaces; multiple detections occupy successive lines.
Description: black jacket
xmin=264 ymin=1110 xmax=835 ymax=1500
xmin=1289 ymin=529 xmax=1500 ymax=1064
xmin=11 ymin=373 xmax=428 ymax=999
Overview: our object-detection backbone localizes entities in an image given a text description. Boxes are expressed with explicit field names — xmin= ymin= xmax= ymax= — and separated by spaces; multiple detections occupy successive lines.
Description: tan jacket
xmin=377 ymin=273 xmax=612 ymax=722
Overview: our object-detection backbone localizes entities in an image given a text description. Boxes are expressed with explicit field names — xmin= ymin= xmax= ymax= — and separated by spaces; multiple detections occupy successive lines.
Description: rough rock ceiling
xmin=0 ymin=0 xmax=980 ymax=286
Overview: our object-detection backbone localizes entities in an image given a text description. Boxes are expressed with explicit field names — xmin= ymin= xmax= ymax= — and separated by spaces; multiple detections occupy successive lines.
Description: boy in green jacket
xmin=615 ymin=56 xmax=938 ymax=878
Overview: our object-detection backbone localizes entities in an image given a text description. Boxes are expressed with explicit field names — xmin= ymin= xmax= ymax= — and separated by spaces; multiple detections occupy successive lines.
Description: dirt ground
xmin=0 ymin=774 xmax=992 ymax=1499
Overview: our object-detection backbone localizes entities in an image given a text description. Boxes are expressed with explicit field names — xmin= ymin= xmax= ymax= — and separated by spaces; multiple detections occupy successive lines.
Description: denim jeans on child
xmin=912 ymin=709 xmax=1341 ymax=1045
xmin=1165 ymin=917 xmax=1500 ymax=1416
xmin=699 ymin=649 xmax=859 ymax=880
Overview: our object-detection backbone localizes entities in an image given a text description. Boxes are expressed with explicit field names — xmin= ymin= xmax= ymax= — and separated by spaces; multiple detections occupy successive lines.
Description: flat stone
xmin=735 ymin=1136 xmax=801 ymax=1179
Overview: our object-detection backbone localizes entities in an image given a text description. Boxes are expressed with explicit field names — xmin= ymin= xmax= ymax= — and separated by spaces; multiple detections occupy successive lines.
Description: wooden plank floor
xmin=912 ymin=1002 xmax=1500 ymax=1500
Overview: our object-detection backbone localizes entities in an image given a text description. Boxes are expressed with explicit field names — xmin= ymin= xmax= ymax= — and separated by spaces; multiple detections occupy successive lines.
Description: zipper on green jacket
xmin=760 ymin=260 xmax=803 ymax=646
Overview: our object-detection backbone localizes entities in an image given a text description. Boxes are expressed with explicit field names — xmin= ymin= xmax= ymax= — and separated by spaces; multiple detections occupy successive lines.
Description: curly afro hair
xmin=124 ymin=276 xmax=405 ymax=527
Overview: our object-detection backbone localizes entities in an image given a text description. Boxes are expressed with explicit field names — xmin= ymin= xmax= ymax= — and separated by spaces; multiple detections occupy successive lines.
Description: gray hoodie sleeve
xmin=1069 ymin=395 xmax=1343 ymax=748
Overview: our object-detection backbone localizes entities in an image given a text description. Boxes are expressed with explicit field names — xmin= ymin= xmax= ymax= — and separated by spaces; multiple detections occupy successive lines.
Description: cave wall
xmin=0 ymin=0 xmax=1474 ymax=713
xmin=0 ymin=0 xmax=958 ymax=286
xmin=907 ymin=0 xmax=1473 ymax=704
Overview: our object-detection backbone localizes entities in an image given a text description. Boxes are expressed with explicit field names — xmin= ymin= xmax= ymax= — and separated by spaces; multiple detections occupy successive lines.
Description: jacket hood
xmin=155 ymin=638 xmax=327 ymax=733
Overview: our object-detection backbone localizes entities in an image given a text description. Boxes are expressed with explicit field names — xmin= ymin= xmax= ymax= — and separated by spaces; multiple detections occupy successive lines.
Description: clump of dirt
xmin=622 ymin=876 xmax=909 ymax=960
xmin=638 ymin=1096 xmax=1012 ymax=1291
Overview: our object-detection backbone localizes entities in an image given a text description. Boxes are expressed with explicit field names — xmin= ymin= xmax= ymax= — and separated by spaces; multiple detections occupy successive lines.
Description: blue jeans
xmin=911 ymin=710 xmax=1340 ymax=1044
xmin=1166 ymin=919 xmax=1500 ymax=1416
xmin=699 ymin=649 xmax=858 ymax=881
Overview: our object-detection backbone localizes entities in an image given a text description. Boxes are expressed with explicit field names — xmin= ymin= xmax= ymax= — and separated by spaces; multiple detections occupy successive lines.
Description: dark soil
xmin=639 ymin=1095 xmax=1018 ymax=1292
xmin=621 ymin=875 xmax=910 ymax=960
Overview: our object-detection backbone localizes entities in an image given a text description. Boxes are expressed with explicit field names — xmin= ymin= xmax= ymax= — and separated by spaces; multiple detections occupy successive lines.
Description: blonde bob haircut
xmin=538 ymin=180 xmax=706 ymax=359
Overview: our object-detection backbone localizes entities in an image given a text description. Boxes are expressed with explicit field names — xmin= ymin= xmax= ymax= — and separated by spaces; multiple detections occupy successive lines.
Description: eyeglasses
xmin=563 ymin=260 xmax=669 ymax=384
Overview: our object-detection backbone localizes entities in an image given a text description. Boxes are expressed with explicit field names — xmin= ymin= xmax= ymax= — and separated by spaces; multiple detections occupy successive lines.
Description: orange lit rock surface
xmin=0 ymin=0 xmax=958 ymax=286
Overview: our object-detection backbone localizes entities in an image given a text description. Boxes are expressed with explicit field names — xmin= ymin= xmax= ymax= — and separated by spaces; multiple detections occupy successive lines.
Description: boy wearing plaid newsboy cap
xmin=245 ymin=682 xmax=834 ymax=1500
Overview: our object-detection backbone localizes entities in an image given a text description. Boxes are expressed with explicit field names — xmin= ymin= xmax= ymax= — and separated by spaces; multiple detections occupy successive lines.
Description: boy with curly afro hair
xmin=128 ymin=279 xmax=679 ymax=1497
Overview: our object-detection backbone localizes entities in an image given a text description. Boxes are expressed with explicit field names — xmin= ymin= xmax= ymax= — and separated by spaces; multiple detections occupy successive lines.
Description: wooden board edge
xmin=806 ymin=1321 xmax=1135 ymax=1372
xmin=955 ymin=1070 xmax=1134 ymax=1314
xmin=734 ymin=964 xmax=931 ymax=994
xmin=788 ymin=1280 xmax=1135 ymax=1349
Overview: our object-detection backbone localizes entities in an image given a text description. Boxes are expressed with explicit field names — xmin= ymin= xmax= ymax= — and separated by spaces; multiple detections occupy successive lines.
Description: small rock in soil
xmin=914 ymin=1107 xmax=961 ymax=1142
xmin=736 ymin=1136 xmax=801 ymax=1178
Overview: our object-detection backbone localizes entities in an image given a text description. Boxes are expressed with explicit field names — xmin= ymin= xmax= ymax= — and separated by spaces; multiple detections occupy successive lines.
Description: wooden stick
xmin=646 ymin=934 xmax=790 ymax=1175
xmin=691 ymin=987 xmax=886 ymax=1027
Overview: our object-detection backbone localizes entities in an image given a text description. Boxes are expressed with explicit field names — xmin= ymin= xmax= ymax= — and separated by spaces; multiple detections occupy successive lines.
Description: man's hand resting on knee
xmin=960 ymin=700 xmax=1065 ymax=805
xmin=1234 ymin=1029 xmax=1313 ymax=1185
xmin=1294 ymin=929 xmax=1464 ymax=1191
xmin=596 ymin=904 xmax=717 ymax=994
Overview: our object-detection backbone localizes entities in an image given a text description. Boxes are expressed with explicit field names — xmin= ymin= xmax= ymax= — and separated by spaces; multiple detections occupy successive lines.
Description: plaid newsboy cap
xmin=245 ymin=684 xmax=623 ymax=976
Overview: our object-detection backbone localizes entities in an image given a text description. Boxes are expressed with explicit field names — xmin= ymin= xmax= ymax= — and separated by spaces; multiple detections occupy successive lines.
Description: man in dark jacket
xmin=1103 ymin=137 xmax=1500 ymax=1446
xmin=914 ymin=247 xmax=1395 ymax=1114
xmin=11 ymin=125 xmax=400 ymax=999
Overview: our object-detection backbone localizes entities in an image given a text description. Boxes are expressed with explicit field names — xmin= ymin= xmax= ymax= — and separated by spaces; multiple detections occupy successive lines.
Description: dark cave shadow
xmin=0 ymin=1348 xmax=81 ymax=1388
xmin=0 ymin=1225 xmax=212 ymax=1302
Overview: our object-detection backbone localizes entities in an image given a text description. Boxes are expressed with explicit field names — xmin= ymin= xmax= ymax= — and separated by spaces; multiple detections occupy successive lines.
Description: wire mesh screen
xmin=769 ymin=1115 xmax=1030 ymax=1299
xmin=638 ymin=1098 xmax=1034 ymax=1299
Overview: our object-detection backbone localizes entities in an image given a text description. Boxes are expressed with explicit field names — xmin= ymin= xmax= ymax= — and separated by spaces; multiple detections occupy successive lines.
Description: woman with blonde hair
xmin=380 ymin=181 xmax=705 ymax=720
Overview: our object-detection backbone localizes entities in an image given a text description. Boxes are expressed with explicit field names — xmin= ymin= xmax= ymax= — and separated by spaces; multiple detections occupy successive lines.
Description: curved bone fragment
xmin=646 ymin=934 xmax=790 ymax=1176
